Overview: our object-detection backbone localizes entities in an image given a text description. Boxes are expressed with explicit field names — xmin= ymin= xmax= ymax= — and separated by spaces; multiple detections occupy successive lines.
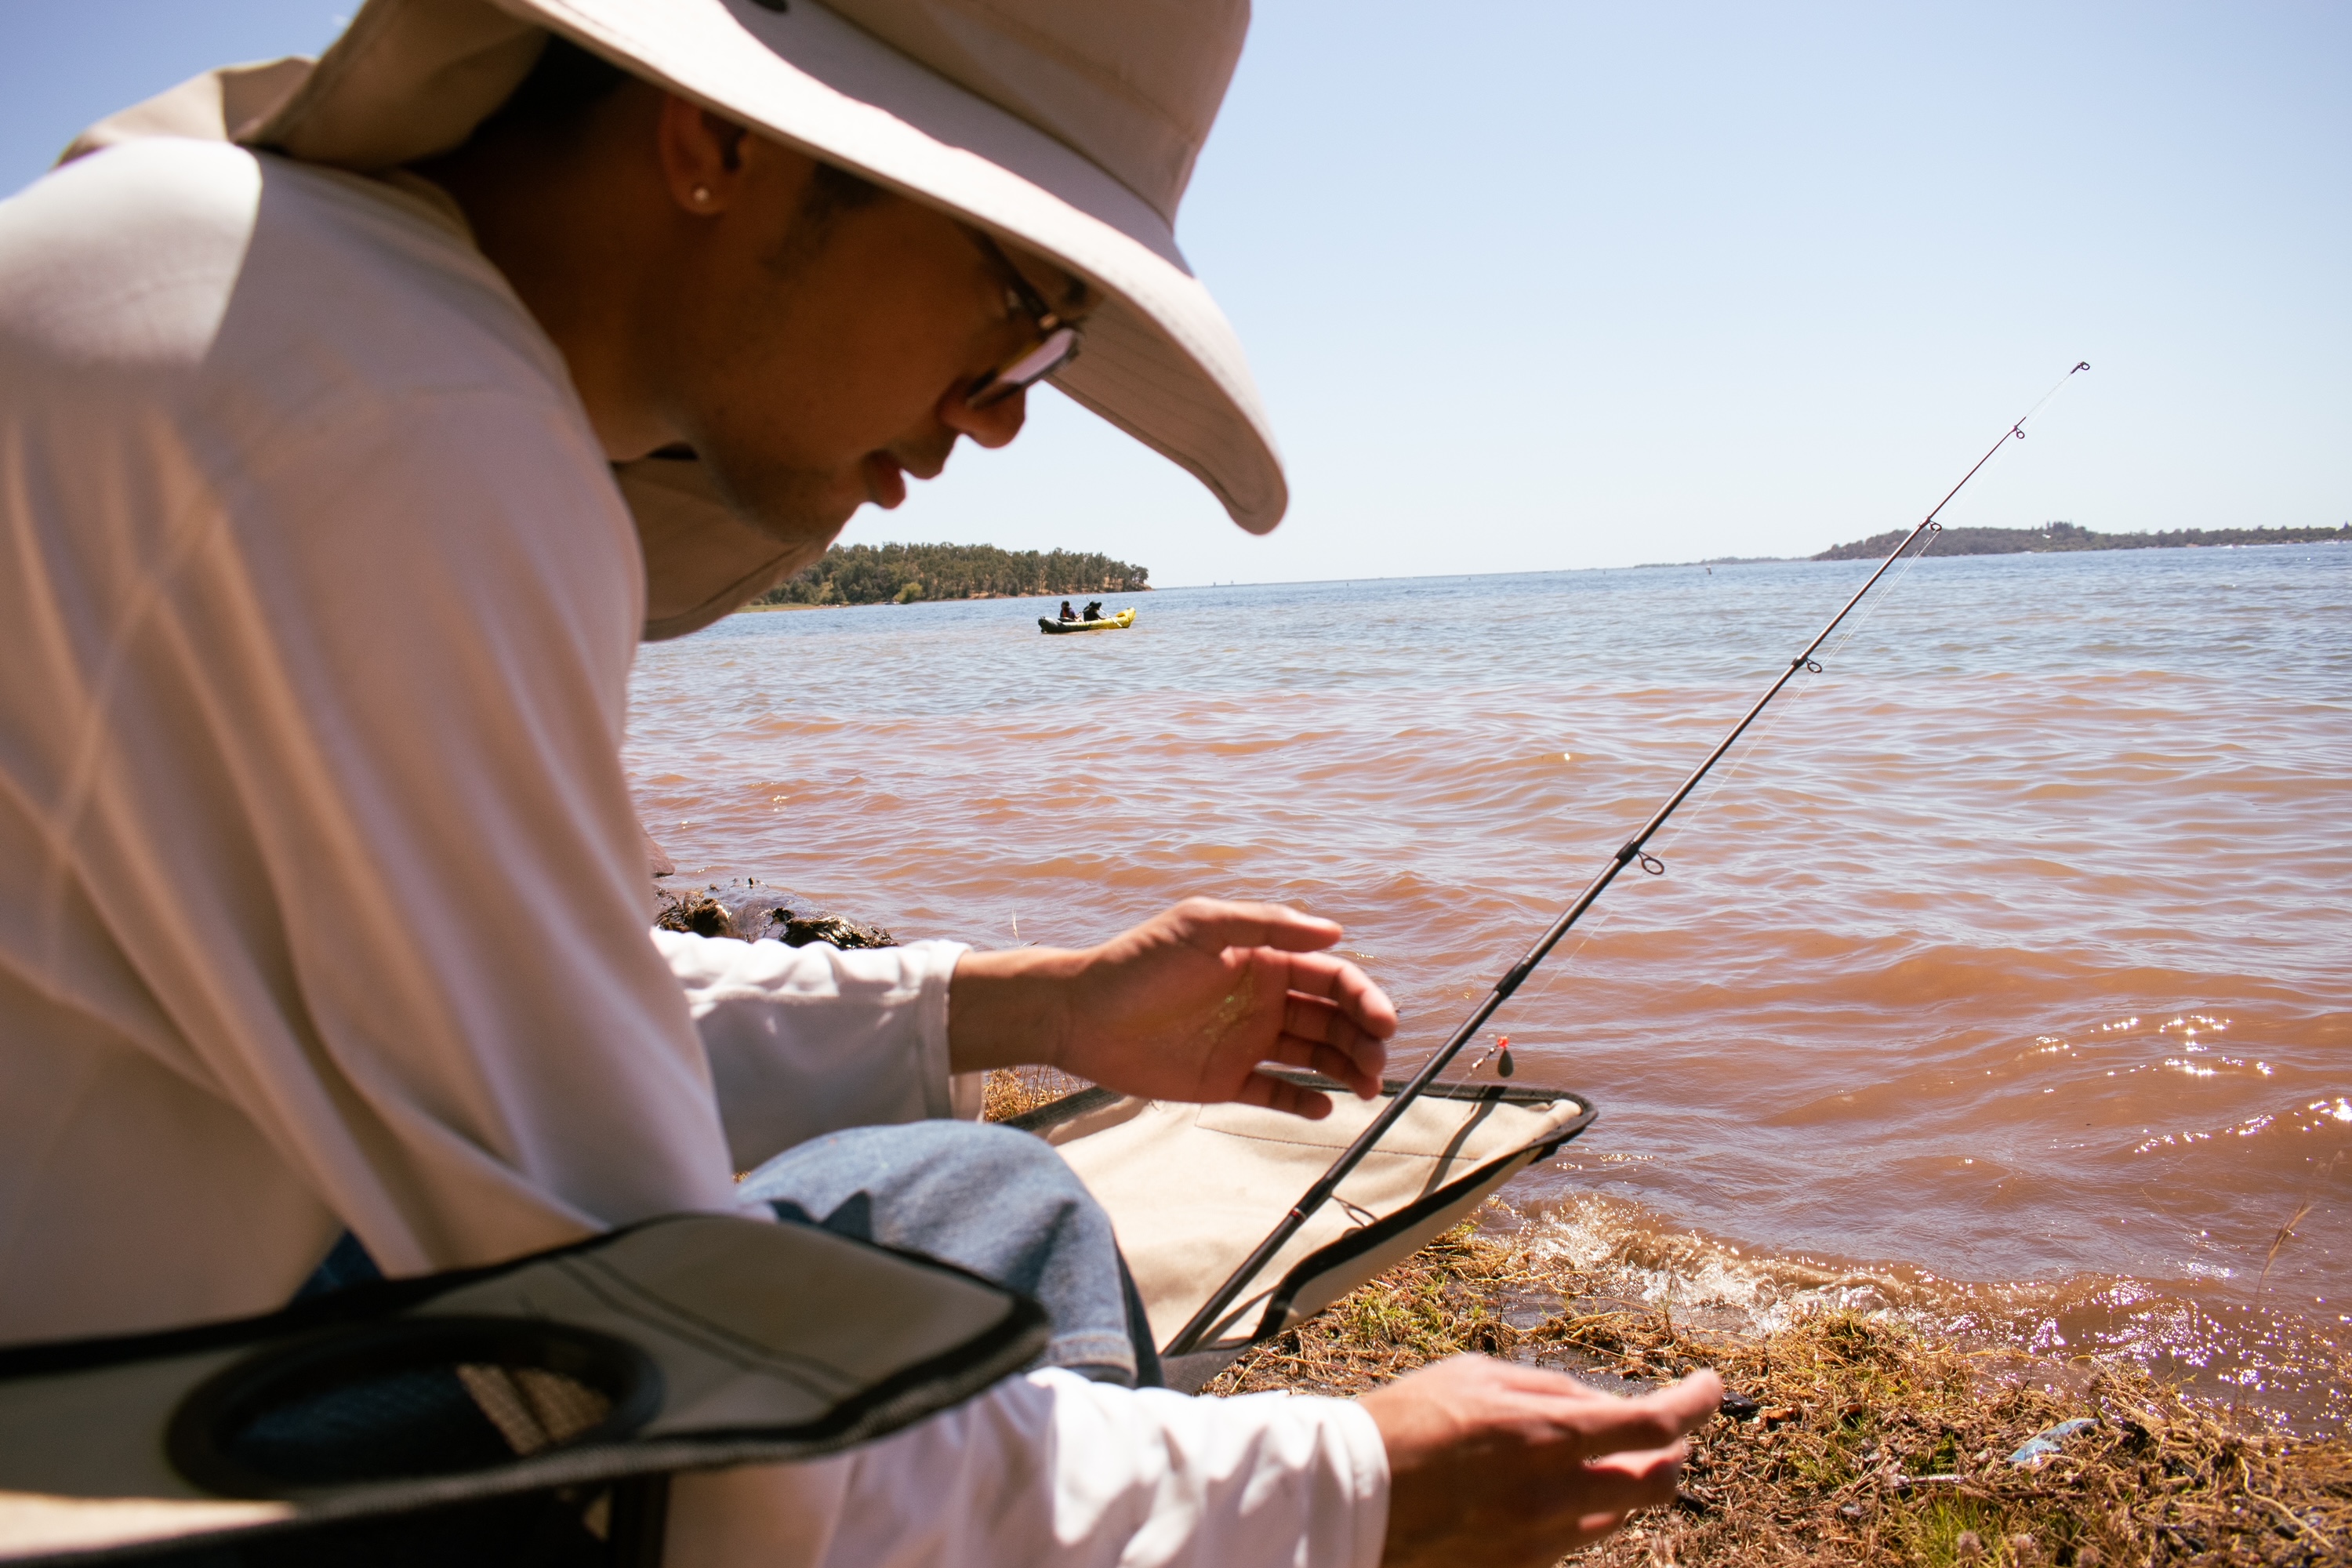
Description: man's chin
xmin=861 ymin=452 xmax=909 ymax=510
xmin=699 ymin=455 xmax=862 ymax=557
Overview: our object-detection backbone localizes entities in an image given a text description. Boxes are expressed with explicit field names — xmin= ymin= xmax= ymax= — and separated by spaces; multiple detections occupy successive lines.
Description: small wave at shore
xmin=1507 ymin=1191 xmax=2352 ymax=1431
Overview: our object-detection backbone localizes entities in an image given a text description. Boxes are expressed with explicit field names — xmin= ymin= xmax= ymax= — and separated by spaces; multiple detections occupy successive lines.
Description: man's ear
xmin=653 ymin=94 xmax=758 ymax=215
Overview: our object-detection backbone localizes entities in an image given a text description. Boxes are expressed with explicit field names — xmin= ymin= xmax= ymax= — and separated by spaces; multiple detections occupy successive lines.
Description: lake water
xmin=627 ymin=543 xmax=2352 ymax=1428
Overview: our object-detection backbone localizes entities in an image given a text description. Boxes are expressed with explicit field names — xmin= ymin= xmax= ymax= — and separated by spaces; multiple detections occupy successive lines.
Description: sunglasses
xmin=963 ymin=227 xmax=1083 ymax=408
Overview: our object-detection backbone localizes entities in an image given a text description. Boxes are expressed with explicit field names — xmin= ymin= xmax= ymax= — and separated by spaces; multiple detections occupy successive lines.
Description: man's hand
xmin=949 ymin=898 xmax=1397 ymax=1118
xmin=1362 ymin=1356 xmax=1722 ymax=1568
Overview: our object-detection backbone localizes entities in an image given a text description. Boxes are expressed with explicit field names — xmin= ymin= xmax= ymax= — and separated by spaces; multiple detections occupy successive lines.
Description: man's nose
xmin=938 ymin=381 xmax=1028 ymax=449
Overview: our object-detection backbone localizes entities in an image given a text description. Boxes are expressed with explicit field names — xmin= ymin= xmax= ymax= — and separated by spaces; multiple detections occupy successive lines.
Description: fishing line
xmin=1653 ymin=361 xmax=2092 ymax=831
xmin=1428 ymin=448 xmax=1991 ymax=1086
xmin=1164 ymin=361 xmax=2092 ymax=1358
xmin=1448 ymin=530 xmax=1947 ymax=1084
xmin=1452 ymin=451 xmax=1987 ymax=1083
xmin=1639 ymin=529 xmax=1937 ymax=833
xmin=1454 ymin=374 xmax=2089 ymax=1105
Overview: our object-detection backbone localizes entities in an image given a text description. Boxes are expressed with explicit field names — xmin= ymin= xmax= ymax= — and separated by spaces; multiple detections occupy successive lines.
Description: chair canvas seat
xmin=1008 ymin=1073 xmax=1595 ymax=1389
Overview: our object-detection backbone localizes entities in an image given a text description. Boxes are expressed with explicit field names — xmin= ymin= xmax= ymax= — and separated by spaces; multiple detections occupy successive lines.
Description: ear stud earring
xmin=690 ymin=185 xmax=713 ymax=205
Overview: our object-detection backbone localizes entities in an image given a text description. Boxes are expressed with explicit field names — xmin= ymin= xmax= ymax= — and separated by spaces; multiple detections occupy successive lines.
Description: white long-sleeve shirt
xmin=0 ymin=138 xmax=1385 ymax=1567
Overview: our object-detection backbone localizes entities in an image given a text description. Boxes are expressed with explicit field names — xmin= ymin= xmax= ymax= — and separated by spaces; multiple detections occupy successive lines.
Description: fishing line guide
xmin=1162 ymin=361 xmax=2092 ymax=1359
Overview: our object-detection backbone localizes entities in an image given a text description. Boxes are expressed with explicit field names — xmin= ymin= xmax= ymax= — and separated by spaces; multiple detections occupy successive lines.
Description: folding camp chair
xmin=0 ymin=1214 xmax=1044 ymax=1566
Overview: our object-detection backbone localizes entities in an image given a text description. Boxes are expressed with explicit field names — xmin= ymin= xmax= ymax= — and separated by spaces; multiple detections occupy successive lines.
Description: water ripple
xmin=630 ymin=544 xmax=2352 ymax=1426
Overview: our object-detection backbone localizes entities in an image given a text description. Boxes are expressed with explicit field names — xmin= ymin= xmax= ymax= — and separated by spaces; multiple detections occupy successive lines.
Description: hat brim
xmin=245 ymin=0 xmax=1287 ymax=636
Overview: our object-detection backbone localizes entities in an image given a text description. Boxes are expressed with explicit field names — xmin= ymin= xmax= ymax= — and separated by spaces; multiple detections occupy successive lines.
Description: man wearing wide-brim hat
xmin=0 ymin=1 xmax=1718 ymax=1562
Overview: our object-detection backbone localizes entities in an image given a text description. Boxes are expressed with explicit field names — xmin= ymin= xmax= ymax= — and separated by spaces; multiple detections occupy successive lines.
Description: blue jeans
xmin=738 ymin=1120 xmax=1160 ymax=1388
xmin=301 ymin=1120 xmax=1159 ymax=1388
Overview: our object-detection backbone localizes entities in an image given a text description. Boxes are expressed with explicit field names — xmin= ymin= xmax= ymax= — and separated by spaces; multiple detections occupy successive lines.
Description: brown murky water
xmin=628 ymin=545 xmax=2352 ymax=1428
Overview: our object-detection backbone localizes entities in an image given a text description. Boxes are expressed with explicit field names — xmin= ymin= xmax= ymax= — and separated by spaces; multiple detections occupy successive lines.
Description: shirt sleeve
xmin=664 ymin=1369 xmax=1390 ymax=1568
xmin=655 ymin=930 xmax=975 ymax=1171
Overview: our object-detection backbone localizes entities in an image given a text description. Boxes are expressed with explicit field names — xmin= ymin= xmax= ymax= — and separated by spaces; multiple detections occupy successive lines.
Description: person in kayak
xmin=0 ymin=4 xmax=1719 ymax=1566
xmin=1059 ymin=599 xmax=1080 ymax=621
xmin=1083 ymin=598 xmax=1107 ymax=622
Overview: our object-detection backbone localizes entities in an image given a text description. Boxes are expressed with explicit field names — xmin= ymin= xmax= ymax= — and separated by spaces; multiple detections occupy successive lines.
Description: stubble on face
xmin=667 ymin=180 xmax=888 ymax=558
xmin=657 ymin=162 xmax=1015 ymax=560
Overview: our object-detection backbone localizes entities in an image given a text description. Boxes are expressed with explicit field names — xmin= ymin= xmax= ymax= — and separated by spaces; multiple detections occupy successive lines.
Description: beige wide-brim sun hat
xmin=69 ymin=0 xmax=1286 ymax=638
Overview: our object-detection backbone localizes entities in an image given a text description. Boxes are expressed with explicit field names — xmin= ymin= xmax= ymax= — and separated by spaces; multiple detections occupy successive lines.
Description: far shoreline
xmin=731 ymin=590 xmax=1152 ymax=615
xmin=722 ymin=536 xmax=2350 ymax=616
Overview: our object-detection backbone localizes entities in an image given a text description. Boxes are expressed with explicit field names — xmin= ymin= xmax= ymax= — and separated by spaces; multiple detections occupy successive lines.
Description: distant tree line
xmin=757 ymin=543 xmax=1151 ymax=606
xmin=1815 ymin=521 xmax=2351 ymax=561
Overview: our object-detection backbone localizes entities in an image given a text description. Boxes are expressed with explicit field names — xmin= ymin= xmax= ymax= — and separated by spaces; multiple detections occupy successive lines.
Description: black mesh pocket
xmin=167 ymin=1317 xmax=661 ymax=1498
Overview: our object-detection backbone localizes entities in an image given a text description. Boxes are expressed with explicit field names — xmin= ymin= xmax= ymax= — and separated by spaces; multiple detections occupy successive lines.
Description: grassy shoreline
xmin=981 ymin=1069 xmax=2348 ymax=1565
xmin=1212 ymin=1214 xmax=2350 ymax=1566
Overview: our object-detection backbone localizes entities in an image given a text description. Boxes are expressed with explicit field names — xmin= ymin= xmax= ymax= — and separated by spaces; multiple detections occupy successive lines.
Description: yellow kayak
xmin=1038 ymin=608 xmax=1137 ymax=634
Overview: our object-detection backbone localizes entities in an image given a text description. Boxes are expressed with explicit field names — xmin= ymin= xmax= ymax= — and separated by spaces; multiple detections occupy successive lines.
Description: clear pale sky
xmin=8 ymin=2 xmax=2346 ymax=586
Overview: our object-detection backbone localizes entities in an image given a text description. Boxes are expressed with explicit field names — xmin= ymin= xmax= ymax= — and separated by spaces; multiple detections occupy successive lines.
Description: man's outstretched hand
xmin=1363 ymin=1357 xmax=1723 ymax=1567
xmin=948 ymin=898 xmax=1397 ymax=1118
xmin=953 ymin=909 xmax=1707 ymax=1560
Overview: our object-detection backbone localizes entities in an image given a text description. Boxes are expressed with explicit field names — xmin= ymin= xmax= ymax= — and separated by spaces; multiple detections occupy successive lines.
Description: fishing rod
xmin=1164 ymin=361 xmax=2093 ymax=1359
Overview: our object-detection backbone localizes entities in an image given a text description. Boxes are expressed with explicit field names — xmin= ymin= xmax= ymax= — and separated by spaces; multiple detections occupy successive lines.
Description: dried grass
xmin=982 ymin=1065 xmax=1091 ymax=1123
xmin=1204 ymin=1211 xmax=2352 ymax=1566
